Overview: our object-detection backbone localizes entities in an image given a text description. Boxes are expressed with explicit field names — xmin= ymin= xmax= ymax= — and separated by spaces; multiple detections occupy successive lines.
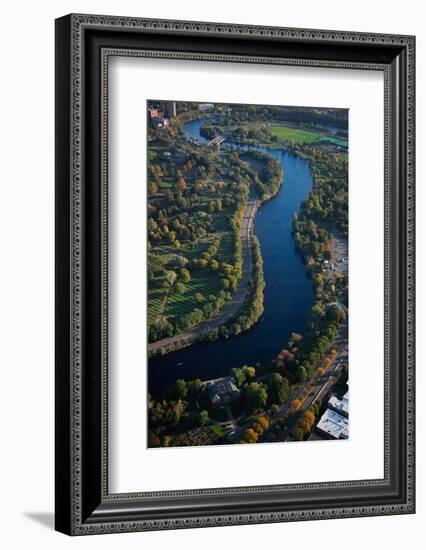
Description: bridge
xmin=207 ymin=129 xmax=237 ymax=147
xmin=207 ymin=135 xmax=227 ymax=147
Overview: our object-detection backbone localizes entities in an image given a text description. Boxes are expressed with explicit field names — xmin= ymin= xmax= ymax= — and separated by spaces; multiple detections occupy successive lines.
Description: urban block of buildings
xmin=327 ymin=393 xmax=349 ymax=418
xmin=313 ymin=391 xmax=349 ymax=440
xmin=148 ymin=101 xmax=177 ymax=128
xmin=199 ymin=103 xmax=214 ymax=112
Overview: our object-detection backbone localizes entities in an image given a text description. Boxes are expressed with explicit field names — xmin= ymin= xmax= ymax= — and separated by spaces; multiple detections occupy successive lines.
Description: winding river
xmin=148 ymin=119 xmax=315 ymax=397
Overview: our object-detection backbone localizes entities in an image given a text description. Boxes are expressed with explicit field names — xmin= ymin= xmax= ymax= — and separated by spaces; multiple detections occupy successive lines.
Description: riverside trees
xmin=244 ymin=149 xmax=283 ymax=200
xmin=147 ymin=127 xmax=256 ymax=344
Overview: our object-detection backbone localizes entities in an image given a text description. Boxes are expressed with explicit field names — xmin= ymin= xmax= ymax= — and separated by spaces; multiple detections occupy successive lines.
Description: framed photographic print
xmin=55 ymin=14 xmax=415 ymax=535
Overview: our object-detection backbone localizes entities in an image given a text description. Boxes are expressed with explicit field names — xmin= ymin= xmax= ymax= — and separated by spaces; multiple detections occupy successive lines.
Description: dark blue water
xmin=148 ymin=119 xmax=315 ymax=396
xmin=183 ymin=118 xmax=209 ymax=143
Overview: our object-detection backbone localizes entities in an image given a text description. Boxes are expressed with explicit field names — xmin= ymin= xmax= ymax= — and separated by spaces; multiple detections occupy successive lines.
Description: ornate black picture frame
xmin=55 ymin=14 xmax=415 ymax=535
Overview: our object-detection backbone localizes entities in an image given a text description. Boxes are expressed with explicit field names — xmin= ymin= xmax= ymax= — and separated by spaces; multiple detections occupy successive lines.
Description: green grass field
xmin=318 ymin=136 xmax=348 ymax=148
xmin=269 ymin=125 xmax=323 ymax=144
xmin=158 ymin=177 xmax=174 ymax=189
xmin=148 ymin=225 xmax=237 ymax=328
xmin=147 ymin=290 xmax=164 ymax=324
xmin=147 ymin=149 xmax=157 ymax=161
xmin=210 ymin=424 xmax=227 ymax=437
xmin=165 ymin=266 xmax=222 ymax=318
xmin=148 ymin=251 xmax=188 ymax=323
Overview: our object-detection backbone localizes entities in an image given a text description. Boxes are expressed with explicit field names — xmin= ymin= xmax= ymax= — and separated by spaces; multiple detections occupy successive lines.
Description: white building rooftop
xmin=328 ymin=392 xmax=349 ymax=418
xmin=316 ymin=408 xmax=349 ymax=439
xmin=199 ymin=103 xmax=214 ymax=111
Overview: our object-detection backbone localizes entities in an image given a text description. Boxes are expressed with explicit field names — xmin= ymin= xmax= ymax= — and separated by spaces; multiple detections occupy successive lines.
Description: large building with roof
xmin=315 ymin=408 xmax=349 ymax=440
xmin=166 ymin=101 xmax=177 ymax=118
xmin=328 ymin=392 xmax=349 ymax=418
xmin=311 ymin=391 xmax=349 ymax=440
xmin=207 ymin=377 xmax=241 ymax=407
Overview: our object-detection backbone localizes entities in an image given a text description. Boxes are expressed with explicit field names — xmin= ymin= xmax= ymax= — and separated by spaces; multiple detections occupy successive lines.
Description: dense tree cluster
xmin=147 ymin=135 xmax=256 ymax=343
xmin=148 ymin=397 xmax=191 ymax=447
xmin=230 ymin=365 xmax=256 ymax=388
xmin=294 ymin=151 xmax=348 ymax=237
xmin=240 ymin=416 xmax=270 ymax=444
xmin=200 ymin=123 xmax=271 ymax=145
xmin=287 ymin=400 xmax=323 ymax=442
xmin=147 ymin=378 xmax=210 ymax=447
xmin=202 ymin=104 xmax=348 ymax=130
xmin=266 ymin=373 xmax=291 ymax=406
xmin=276 ymin=311 xmax=344 ymax=384
xmin=266 ymin=143 xmax=349 ymax=385
xmin=242 ymin=382 xmax=268 ymax=412
xmin=225 ymin=236 xmax=265 ymax=336
xmin=197 ymin=234 xmax=265 ymax=343
xmin=244 ymin=149 xmax=284 ymax=200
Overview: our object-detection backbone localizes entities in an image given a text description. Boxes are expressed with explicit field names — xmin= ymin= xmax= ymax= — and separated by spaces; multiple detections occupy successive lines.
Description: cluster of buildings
xmin=148 ymin=101 xmax=177 ymax=128
xmin=206 ymin=377 xmax=241 ymax=408
xmin=310 ymin=391 xmax=349 ymax=440
xmin=199 ymin=103 xmax=214 ymax=113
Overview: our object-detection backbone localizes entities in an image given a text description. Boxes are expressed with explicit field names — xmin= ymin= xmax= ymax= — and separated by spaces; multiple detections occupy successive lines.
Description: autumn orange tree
xmin=257 ymin=416 xmax=270 ymax=430
xmin=322 ymin=357 xmax=332 ymax=369
xmin=177 ymin=178 xmax=187 ymax=191
xmin=297 ymin=410 xmax=315 ymax=433
xmin=291 ymin=399 xmax=301 ymax=412
xmin=252 ymin=422 xmax=264 ymax=436
xmin=243 ymin=428 xmax=259 ymax=444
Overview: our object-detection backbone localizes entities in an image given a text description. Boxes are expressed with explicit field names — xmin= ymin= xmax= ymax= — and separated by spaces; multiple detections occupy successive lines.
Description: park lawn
xmin=165 ymin=269 xmax=223 ymax=318
xmin=318 ymin=136 xmax=348 ymax=147
xmin=147 ymin=278 xmax=169 ymax=324
xmin=150 ymin=249 xmax=189 ymax=270
xmin=162 ymin=226 xmax=237 ymax=321
xmin=149 ymin=252 xmax=170 ymax=271
xmin=148 ymin=250 xmax=189 ymax=325
xmin=210 ymin=195 xmax=239 ymax=230
xmin=149 ymin=138 xmax=170 ymax=150
xmin=147 ymin=155 xmax=246 ymax=334
xmin=182 ymin=167 xmax=198 ymax=181
xmin=210 ymin=424 xmax=227 ymax=437
xmin=158 ymin=177 xmax=174 ymax=189
xmin=216 ymin=231 xmax=235 ymax=265
xmin=270 ymin=125 xmax=324 ymax=144
xmin=147 ymin=291 xmax=164 ymax=324
xmin=148 ymin=149 xmax=157 ymax=161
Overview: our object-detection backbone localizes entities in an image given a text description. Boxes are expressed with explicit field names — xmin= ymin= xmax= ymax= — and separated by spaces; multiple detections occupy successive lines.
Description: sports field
xmin=269 ymin=125 xmax=323 ymax=144
xmin=318 ymin=136 xmax=348 ymax=148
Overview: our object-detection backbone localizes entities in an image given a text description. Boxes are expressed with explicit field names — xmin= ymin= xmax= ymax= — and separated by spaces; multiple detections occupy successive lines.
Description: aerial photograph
xmin=147 ymin=100 xmax=349 ymax=448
